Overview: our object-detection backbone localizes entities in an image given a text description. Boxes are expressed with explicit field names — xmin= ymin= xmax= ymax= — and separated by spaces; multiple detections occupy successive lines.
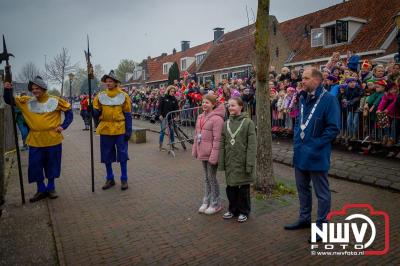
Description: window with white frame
xmin=220 ymin=73 xmax=228 ymax=80
xmin=196 ymin=52 xmax=207 ymax=66
xmin=181 ymin=58 xmax=187 ymax=71
xmin=163 ymin=62 xmax=173 ymax=75
xmin=203 ymin=75 xmax=212 ymax=84
xmin=181 ymin=57 xmax=195 ymax=71
xmin=311 ymin=28 xmax=324 ymax=47
xmin=232 ymin=71 xmax=245 ymax=79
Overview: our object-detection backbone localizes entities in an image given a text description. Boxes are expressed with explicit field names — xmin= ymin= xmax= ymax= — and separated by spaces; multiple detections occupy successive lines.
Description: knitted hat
xmin=28 ymin=76 xmax=47 ymax=91
xmin=231 ymin=89 xmax=241 ymax=97
xmin=345 ymin=77 xmax=357 ymax=84
xmin=374 ymin=80 xmax=387 ymax=88
xmin=327 ymin=75 xmax=338 ymax=83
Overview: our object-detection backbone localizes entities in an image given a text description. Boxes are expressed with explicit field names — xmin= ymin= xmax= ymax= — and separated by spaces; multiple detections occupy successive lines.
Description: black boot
xmin=102 ymin=179 xmax=115 ymax=190
xmin=29 ymin=192 xmax=48 ymax=203
xmin=121 ymin=181 xmax=128 ymax=190
xmin=284 ymin=220 xmax=311 ymax=230
xmin=47 ymin=190 xmax=58 ymax=199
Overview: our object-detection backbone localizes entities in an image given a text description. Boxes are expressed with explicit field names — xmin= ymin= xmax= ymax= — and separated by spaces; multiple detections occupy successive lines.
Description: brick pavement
xmin=0 ymin=154 xmax=57 ymax=265
xmin=133 ymin=119 xmax=400 ymax=192
xmin=31 ymin=119 xmax=399 ymax=265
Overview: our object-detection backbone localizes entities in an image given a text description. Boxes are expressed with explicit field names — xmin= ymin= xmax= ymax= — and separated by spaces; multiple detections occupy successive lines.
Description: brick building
xmin=279 ymin=0 xmax=400 ymax=69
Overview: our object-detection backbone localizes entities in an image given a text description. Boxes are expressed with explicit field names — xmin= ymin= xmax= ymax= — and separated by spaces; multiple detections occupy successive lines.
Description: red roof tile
xmin=196 ymin=24 xmax=256 ymax=73
xmin=279 ymin=0 xmax=400 ymax=64
xmin=146 ymin=42 xmax=212 ymax=83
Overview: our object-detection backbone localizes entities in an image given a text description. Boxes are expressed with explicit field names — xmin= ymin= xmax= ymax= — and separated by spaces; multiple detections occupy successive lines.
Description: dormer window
xmin=195 ymin=52 xmax=207 ymax=66
xmin=311 ymin=28 xmax=324 ymax=47
xmin=181 ymin=57 xmax=195 ymax=71
xmin=311 ymin=17 xmax=366 ymax=48
xmin=163 ymin=62 xmax=173 ymax=75
xmin=325 ymin=20 xmax=348 ymax=45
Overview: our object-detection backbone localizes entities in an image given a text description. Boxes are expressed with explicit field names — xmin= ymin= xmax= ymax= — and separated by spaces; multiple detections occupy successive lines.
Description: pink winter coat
xmin=378 ymin=92 xmax=400 ymax=118
xmin=191 ymin=103 xmax=225 ymax=165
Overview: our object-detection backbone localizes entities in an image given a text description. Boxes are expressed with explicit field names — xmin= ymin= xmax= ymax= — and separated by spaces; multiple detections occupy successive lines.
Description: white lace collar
xmin=28 ymin=97 xmax=58 ymax=113
xmin=98 ymin=92 xmax=125 ymax=106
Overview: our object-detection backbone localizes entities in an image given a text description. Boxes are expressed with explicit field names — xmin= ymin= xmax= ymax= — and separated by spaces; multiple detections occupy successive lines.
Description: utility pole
xmin=0 ymin=72 xmax=5 ymax=212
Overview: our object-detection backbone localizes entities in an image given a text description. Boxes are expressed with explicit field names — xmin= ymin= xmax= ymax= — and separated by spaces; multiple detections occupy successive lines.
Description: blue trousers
xmin=295 ymin=168 xmax=331 ymax=227
xmin=100 ymin=135 xmax=129 ymax=163
xmin=347 ymin=111 xmax=359 ymax=136
xmin=28 ymin=144 xmax=62 ymax=192
xmin=159 ymin=119 xmax=175 ymax=144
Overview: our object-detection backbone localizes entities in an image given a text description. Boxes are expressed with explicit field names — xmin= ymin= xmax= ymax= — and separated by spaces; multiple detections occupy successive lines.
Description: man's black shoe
xmin=121 ymin=181 xmax=128 ymax=190
xmin=48 ymin=190 xmax=58 ymax=199
xmin=102 ymin=179 xmax=115 ymax=190
xmin=308 ymin=235 xmax=323 ymax=243
xmin=29 ymin=192 xmax=48 ymax=203
xmin=284 ymin=221 xmax=311 ymax=230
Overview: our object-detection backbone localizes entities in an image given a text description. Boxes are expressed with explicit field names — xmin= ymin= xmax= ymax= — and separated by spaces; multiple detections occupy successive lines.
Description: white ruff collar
xmin=28 ymin=97 xmax=58 ymax=113
xmin=98 ymin=92 xmax=125 ymax=106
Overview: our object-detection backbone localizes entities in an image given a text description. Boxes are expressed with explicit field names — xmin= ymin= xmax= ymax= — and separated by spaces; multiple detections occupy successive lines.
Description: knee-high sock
xmin=120 ymin=161 xmax=128 ymax=181
xmin=47 ymin=178 xmax=55 ymax=191
xmin=106 ymin=163 xmax=114 ymax=180
xmin=37 ymin=181 xmax=46 ymax=193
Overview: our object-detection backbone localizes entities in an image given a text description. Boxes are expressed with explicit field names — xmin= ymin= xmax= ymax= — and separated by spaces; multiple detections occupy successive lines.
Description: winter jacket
xmin=344 ymin=85 xmax=363 ymax=112
xmin=378 ymin=92 xmax=400 ymax=118
xmin=326 ymin=84 xmax=340 ymax=97
xmin=158 ymin=95 xmax=179 ymax=118
xmin=360 ymin=71 xmax=373 ymax=84
xmin=366 ymin=92 xmax=384 ymax=122
xmin=192 ymin=104 xmax=225 ymax=165
xmin=218 ymin=113 xmax=257 ymax=186
xmin=293 ymin=86 xmax=340 ymax=172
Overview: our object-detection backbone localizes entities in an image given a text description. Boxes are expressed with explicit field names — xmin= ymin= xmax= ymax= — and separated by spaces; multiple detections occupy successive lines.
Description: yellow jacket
xmin=15 ymin=93 xmax=71 ymax=147
xmin=93 ymin=88 xmax=131 ymax=135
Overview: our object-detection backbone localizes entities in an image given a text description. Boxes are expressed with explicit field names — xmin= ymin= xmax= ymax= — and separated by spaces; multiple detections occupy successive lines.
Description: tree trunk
xmin=254 ymin=0 xmax=275 ymax=194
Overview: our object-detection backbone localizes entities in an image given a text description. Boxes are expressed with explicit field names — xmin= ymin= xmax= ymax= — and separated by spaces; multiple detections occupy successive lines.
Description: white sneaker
xmin=204 ymin=205 xmax=222 ymax=215
xmin=198 ymin=204 xmax=208 ymax=213
xmin=223 ymin=212 xmax=234 ymax=219
xmin=238 ymin=214 xmax=248 ymax=222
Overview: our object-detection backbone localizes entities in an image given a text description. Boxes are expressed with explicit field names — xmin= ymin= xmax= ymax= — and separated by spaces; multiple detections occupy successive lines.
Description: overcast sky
xmin=0 ymin=0 xmax=341 ymax=82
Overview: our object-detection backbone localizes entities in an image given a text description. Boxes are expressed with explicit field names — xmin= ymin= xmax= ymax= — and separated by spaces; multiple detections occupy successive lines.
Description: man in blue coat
xmin=284 ymin=68 xmax=340 ymax=243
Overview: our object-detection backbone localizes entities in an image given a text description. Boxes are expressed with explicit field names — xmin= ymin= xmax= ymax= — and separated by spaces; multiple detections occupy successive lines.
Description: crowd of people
xmin=122 ymin=52 xmax=399 ymax=152
xmin=74 ymin=52 xmax=400 ymax=157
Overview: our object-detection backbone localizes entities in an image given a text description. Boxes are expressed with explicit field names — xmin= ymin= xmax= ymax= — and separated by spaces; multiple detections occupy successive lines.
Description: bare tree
xmin=254 ymin=0 xmax=275 ymax=194
xmin=17 ymin=62 xmax=41 ymax=83
xmin=45 ymin=48 xmax=76 ymax=96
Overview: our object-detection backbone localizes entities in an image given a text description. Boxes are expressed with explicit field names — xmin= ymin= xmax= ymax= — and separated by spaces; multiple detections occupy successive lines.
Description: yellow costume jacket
xmin=93 ymin=88 xmax=131 ymax=135
xmin=14 ymin=93 xmax=71 ymax=147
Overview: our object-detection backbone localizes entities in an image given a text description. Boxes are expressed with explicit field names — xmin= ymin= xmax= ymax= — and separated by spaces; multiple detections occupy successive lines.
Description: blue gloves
xmin=124 ymin=112 xmax=133 ymax=141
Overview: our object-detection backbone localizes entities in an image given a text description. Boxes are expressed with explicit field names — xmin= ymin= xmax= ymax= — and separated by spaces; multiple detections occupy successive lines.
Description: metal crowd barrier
xmin=163 ymin=107 xmax=202 ymax=157
xmin=159 ymin=104 xmax=399 ymax=158
xmin=337 ymin=108 xmax=400 ymax=152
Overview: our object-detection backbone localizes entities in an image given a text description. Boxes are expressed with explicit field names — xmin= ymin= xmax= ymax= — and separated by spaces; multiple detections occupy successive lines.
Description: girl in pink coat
xmin=192 ymin=94 xmax=225 ymax=215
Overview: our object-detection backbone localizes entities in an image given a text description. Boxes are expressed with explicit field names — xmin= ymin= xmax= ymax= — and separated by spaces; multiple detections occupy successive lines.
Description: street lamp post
xmin=68 ymin=73 xmax=74 ymax=105
xmin=394 ymin=12 xmax=400 ymax=63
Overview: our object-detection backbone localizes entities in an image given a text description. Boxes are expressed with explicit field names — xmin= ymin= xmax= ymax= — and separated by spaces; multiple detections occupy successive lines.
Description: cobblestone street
xmin=2 ymin=119 xmax=399 ymax=265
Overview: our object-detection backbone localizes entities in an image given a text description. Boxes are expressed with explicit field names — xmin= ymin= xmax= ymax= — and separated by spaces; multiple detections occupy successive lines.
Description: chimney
xmin=161 ymin=52 xmax=167 ymax=57
xmin=213 ymin=27 xmax=225 ymax=42
xmin=173 ymin=48 xmax=176 ymax=54
xmin=181 ymin=41 xmax=190 ymax=52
